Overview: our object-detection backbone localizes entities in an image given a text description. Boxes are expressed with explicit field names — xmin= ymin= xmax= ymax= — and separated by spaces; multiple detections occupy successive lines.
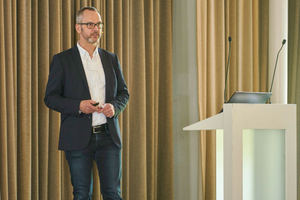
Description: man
xmin=44 ymin=6 xmax=129 ymax=200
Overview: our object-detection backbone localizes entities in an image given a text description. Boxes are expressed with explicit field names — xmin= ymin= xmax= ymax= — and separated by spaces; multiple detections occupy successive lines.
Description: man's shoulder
xmin=98 ymin=48 xmax=116 ymax=58
xmin=54 ymin=46 xmax=76 ymax=59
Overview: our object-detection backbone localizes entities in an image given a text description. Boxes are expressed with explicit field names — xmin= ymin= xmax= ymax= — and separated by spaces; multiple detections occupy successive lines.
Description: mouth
xmin=87 ymin=33 xmax=101 ymax=44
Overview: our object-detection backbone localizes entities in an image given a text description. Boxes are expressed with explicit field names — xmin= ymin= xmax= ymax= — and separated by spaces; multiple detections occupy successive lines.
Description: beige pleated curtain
xmin=0 ymin=0 xmax=173 ymax=200
xmin=288 ymin=0 xmax=300 ymax=199
xmin=196 ymin=0 xmax=269 ymax=199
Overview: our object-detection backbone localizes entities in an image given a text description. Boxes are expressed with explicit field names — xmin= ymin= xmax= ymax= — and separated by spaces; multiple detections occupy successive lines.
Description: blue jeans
xmin=65 ymin=131 xmax=122 ymax=200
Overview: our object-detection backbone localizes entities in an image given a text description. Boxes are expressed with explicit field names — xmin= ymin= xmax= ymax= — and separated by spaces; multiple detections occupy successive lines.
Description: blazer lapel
xmin=71 ymin=46 xmax=91 ymax=99
xmin=98 ymin=48 xmax=114 ymax=101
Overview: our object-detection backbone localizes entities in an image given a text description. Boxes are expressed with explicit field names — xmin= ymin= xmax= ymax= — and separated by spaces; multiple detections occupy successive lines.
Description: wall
xmin=173 ymin=0 xmax=200 ymax=199
xmin=269 ymin=0 xmax=288 ymax=103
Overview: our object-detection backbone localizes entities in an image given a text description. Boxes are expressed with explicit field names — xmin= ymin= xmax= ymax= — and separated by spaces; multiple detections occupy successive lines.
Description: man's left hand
xmin=99 ymin=103 xmax=115 ymax=118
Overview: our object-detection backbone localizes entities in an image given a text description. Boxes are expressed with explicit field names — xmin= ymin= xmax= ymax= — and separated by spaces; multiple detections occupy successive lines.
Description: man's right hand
xmin=79 ymin=100 xmax=101 ymax=114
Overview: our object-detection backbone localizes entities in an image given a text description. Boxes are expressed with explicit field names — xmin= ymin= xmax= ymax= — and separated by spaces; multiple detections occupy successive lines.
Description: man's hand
xmin=79 ymin=100 xmax=101 ymax=114
xmin=99 ymin=103 xmax=115 ymax=118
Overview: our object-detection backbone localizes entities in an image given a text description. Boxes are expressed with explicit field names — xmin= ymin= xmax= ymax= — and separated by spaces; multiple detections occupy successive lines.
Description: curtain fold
xmin=0 ymin=0 xmax=173 ymax=200
xmin=196 ymin=0 xmax=269 ymax=199
xmin=288 ymin=0 xmax=300 ymax=199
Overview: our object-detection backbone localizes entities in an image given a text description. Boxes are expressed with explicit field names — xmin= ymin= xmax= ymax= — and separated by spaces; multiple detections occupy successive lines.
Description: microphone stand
xmin=224 ymin=36 xmax=232 ymax=103
xmin=268 ymin=39 xmax=286 ymax=104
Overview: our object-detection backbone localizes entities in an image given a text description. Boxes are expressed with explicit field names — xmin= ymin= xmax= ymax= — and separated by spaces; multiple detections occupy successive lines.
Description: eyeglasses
xmin=78 ymin=22 xmax=104 ymax=29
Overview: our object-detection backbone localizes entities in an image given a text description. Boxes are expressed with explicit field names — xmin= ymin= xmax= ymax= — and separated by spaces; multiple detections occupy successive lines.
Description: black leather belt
xmin=92 ymin=124 xmax=107 ymax=134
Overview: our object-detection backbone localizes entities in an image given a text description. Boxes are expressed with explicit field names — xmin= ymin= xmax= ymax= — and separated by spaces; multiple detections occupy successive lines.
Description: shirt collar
xmin=77 ymin=42 xmax=98 ymax=58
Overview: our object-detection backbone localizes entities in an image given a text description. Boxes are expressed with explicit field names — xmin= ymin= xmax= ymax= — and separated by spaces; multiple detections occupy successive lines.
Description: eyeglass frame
xmin=77 ymin=22 xmax=104 ymax=29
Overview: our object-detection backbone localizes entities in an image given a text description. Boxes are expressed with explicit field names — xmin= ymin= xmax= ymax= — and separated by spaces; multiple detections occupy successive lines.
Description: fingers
xmin=84 ymin=101 xmax=97 ymax=112
xmin=80 ymin=101 xmax=114 ymax=117
xmin=80 ymin=100 xmax=100 ymax=114
xmin=99 ymin=103 xmax=115 ymax=118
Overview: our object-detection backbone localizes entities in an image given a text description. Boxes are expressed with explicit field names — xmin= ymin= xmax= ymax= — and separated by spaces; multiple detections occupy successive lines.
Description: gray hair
xmin=76 ymin=6 xmax=100 ymax=23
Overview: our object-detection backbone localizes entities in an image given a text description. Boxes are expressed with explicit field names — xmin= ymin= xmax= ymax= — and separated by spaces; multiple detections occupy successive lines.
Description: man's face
xmin=76 ymin=10 xmax=102 ymax=45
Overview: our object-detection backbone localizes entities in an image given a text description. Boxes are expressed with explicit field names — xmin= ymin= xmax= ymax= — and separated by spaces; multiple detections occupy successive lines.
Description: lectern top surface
xmin=226 ymin=91 xmax=272 ymax=104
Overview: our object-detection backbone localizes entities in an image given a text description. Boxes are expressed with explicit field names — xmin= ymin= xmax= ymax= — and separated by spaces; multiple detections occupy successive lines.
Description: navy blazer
xmin=44 ymin=46 xmax=129 ymax=150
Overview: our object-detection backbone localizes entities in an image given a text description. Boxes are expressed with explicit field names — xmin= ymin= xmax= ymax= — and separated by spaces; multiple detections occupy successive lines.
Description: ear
xmin=75 ymin=24 xmax=81 ymax=34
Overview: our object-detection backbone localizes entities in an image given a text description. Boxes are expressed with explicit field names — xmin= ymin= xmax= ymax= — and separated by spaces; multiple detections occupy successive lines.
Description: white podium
xmin=183 ymin=104 xmax=297 ymax=200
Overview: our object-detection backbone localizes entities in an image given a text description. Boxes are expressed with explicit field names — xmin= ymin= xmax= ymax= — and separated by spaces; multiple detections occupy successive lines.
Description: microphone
xmin=224 ymin=36 xmax=232 ymax=103
xmin=269 ymin=39 xmax=287 ymax=94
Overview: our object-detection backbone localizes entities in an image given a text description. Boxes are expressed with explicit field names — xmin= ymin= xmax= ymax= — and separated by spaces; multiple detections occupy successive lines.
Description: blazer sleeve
xmin=44 ymin=55 xmax=81 ymax=115
xmin=110 ymin=54 xmax=129 ymax=117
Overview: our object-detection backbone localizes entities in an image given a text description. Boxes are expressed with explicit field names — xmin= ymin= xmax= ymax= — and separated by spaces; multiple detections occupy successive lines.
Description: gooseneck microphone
xmin=269 ymin=39 xmax=287 ymax=93
xmin=224 ymin=36 xmax=232 ymax=103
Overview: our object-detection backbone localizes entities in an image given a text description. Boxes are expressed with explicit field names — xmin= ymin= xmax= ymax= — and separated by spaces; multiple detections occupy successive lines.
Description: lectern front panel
xmin=216 ymin=129 xmax=285 ymax=200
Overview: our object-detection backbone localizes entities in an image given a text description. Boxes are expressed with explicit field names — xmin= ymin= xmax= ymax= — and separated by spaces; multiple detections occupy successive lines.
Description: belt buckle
xmin=92 ymin=126 xmax=98 ymax=134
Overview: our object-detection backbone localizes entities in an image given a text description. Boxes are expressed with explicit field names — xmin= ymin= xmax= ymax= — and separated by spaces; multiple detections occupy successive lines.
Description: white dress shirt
xmin=77 ymin=43 xmax=107 ymax=126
